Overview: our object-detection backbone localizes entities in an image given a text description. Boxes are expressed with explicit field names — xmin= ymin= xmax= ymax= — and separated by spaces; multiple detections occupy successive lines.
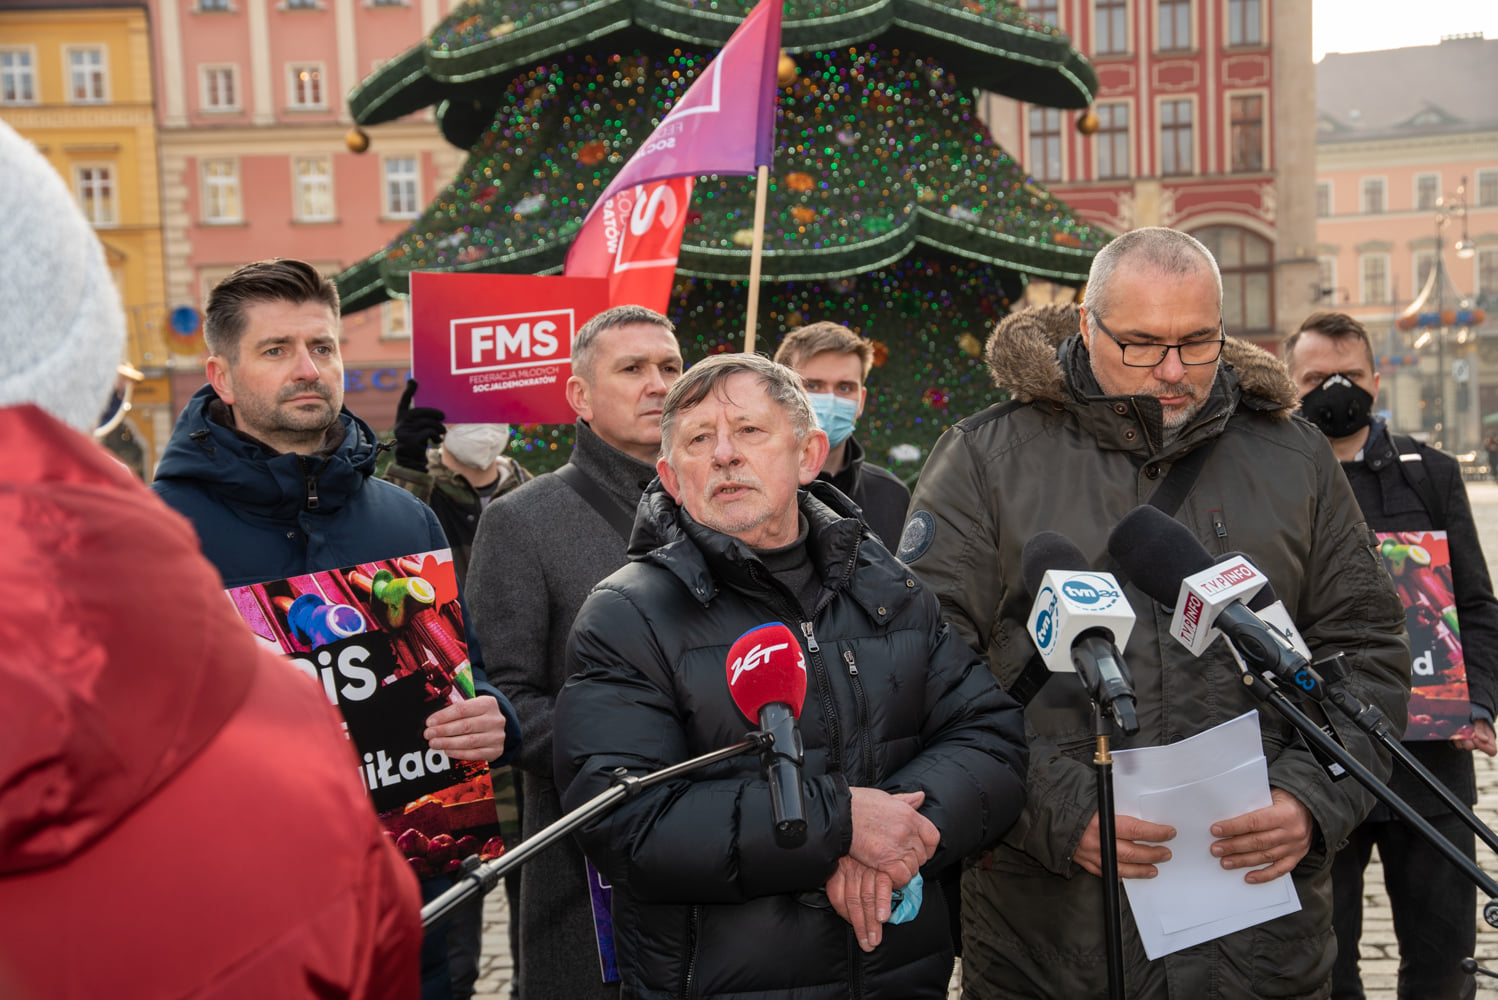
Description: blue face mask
xmin=807 ymin=392 xmax=859 ymax=447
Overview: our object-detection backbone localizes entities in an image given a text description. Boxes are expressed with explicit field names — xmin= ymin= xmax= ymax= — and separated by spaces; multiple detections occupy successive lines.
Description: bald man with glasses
xmin=901 ymin=227 xmax=1409 ymax=999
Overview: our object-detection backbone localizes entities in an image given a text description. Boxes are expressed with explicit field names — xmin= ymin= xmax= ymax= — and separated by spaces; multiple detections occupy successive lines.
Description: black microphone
xmin=1021 ymin=531 xmax=1139 ymax=734
xmin=1107 ymin=506 xmax=1324 ymax=698
xmin=726 ymin=622 xmax=809 ymax=847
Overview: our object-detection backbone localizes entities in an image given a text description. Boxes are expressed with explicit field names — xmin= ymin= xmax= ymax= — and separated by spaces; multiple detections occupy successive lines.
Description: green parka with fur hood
xmin=901 ymin=305 xmax=1411 ymax=999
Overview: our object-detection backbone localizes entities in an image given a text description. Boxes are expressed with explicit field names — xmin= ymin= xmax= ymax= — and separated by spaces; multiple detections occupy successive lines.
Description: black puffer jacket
xmin=554 ymin=481 xmax=1028 ymax=1000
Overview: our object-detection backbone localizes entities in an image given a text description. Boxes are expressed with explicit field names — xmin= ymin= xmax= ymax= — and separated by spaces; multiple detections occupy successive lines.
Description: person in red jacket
xmin=0 ymin=119 xmax=423 ymax=1000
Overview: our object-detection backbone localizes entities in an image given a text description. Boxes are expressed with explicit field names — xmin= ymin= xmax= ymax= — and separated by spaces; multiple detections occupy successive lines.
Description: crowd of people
xmin=7 ymin=111 xmax=1498 ymax=999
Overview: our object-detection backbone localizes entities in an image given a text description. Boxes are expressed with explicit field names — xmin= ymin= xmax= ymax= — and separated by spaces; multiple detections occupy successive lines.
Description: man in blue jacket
xmin=152 ymin=258 xmax=518 ymax=999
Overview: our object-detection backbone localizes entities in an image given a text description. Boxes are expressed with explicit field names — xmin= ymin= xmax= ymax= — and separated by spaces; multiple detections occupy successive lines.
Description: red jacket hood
xmin=0 ymin=405 xmax=256 ymax=874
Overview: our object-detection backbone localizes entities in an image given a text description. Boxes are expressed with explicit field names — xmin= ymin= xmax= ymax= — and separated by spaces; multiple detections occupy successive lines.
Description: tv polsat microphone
xmin=1022 ymin=531 xmax=1140 ymax=734
xmin=1107 ymin=505 xmax=1327 ymax=700
xmin=726 ymin=622 xmax=810 ymax=848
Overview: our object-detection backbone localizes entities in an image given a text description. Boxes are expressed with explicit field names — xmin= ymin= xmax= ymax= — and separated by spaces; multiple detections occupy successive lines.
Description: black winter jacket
xmin=818 ymin=437 xmax=911 ymax=552
xmin=554 ymin=481 xmax=1028 ymax=1000
xmin=1344 ymin=420 xmax=1498 ymax=815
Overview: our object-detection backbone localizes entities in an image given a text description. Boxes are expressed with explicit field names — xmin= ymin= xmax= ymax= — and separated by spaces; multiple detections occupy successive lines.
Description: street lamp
xmin=1397 ymin=176 xmax=1485 ymax=451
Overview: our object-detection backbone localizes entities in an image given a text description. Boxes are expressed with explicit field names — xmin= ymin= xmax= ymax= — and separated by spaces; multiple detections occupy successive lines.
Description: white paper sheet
xmin=1111 ymin=711 xmax=1302 ymax=959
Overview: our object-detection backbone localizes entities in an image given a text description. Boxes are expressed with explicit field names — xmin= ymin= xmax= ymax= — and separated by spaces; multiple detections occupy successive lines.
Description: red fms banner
xmin=410 ymin=271 xmax=610 ymax=423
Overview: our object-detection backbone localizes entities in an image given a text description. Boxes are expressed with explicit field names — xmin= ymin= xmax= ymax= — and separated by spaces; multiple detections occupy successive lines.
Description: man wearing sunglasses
xmin=901 ymin=227 xmax=1410 ymax=998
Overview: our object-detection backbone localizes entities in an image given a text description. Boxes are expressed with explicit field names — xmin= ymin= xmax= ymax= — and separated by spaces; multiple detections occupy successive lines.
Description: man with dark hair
xmin=554 ymin=352 xmax=1027 ymax=998
xmin=773 ymin=321 xmax=910 ymax=549
xmin=903 ymin=228 xmax=1410 ymax=998
xmin=152 ymin=257 xmax=519 ymax=1000
xmin=1286 ymin=310 xmax=1498 ymax=1000
xmin=466 ymin=303 xmax=683 ymax=999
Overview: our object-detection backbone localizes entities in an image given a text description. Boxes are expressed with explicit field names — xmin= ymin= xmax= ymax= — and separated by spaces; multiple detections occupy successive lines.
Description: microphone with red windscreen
xmin=726 ymin=622 xmax=809 ymax=848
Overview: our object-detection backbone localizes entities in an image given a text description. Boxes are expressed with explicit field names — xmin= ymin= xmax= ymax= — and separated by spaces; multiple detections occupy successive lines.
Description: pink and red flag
xmin=564 ymin=0 xmax=783 ymax=310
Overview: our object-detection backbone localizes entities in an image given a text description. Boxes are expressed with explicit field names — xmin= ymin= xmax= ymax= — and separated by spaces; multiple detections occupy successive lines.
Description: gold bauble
xmin=1076 ymin=109 xmax=1100 ymax=135
xmin=345 ymin=127 xmax=371 ymax=153
xmin=777 ymin=52 xmax=798 ymax=87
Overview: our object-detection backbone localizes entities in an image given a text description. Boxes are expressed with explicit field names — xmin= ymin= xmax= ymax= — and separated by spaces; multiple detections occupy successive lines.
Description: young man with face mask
xmin=1286 ymin=310 xmax=1498 ymax=1000
xmin=386 ymin=379 xmax=533 ymax=588
xmin=774 ymin=322 xmax=911 ymax=549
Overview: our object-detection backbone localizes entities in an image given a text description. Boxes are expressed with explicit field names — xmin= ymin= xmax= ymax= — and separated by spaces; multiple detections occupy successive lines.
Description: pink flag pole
xmin=744 ymin=166 xmax=770 ymax=354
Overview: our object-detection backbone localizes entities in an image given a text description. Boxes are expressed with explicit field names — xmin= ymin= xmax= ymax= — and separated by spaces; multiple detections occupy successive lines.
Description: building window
xmin=1477 ymin=249 xmax=1498 ymax=306
xmin=288 ymin=63 xmax=324 ymax=109
xmin=200 ymin=65 xmax=238 ymax=110
xmin=1028 ymin=107 xmax=1062 ymax=182
xmin=285 ymin=0 xmax=319 ymax=8
xmin=1026 ymin=0 xmax=1059 ymax=24
xmin=1226 ymin=0 xmax=1261 ymax=45
xmin=384 ymin=157 xmax=420 ymax=218
xmin=1316 ymin=181 xmax=1332 ymax=218
xmin=1476 ymin=170 xmax=1498 ymax=208
xmin=1361 ymin=177 xmax=1385 ymax=214
xmin=1158 ymin=0 xmax=1190 ymax=51
xmin=294 ymin=156 xmax=334 ymax=221
xmin=199 ymin=0 xmax=233 ymax=10
xmin=1413 ymin=248 xmax=1437 ymax=293
xmin=1414 ymin=173 xmax=1441 ymax=212
xmin=1095 ymin=0 xmax=1128 ymax=55
xmin=1 ymin=49 xmax=36 ymax=105
xmin=1096 ymin=103 xmax=1130 ymax=180
xmin=68 ymin=47 xmax=108 ymax=104
xmin=1317 ymin=256 xmax=1338 ymax=303
xmin=1360 ymin=253 xmax=1389 ymax=305
xmin=202 ymin=159 xmax=241 ymax=222
xmin=1160 ymin=99 xmax=1192 ymax=176
xmin=75 ymin=165 xmax=116 ymax=225
xmin=1229 ymin=94 xmax=1263 ymax=172
xmin=383 ymin=300 xmax=410 ymax=339
xmin=1194 ymin=225 xmax=1273 ymax=338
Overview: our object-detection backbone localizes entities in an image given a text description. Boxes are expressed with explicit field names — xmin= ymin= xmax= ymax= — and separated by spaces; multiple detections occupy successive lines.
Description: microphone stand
xmin=1314 ymin=651 xmax=1498 ymax=857
xmin=1093 ymin=703 xmax=1127 ymax=1000
xmin=1227 ymin=665 xmax=1498 ymax=927
xmin=422 ymin=732 xmax=772 ymax=930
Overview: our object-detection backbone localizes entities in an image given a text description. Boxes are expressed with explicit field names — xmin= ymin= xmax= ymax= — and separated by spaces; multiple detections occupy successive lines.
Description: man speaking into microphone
xmin=555 ymin=353 xmax=1027 ymax=998
xmin=901 ymin=228 xmax=1411 ymax=999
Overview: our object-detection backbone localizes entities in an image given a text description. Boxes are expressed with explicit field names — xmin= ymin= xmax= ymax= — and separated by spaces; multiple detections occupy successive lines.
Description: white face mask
xmin=443 ymin=423 xmax=510 ymax=469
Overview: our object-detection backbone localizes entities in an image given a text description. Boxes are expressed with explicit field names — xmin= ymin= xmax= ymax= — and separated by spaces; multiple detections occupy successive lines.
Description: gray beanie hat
xmin=0 ymin=120 xmax=126 ymax=432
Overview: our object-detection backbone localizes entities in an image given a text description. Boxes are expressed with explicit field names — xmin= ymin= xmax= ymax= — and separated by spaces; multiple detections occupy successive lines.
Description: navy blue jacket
xmin=153 ymin=383 xmax=519 ymax=764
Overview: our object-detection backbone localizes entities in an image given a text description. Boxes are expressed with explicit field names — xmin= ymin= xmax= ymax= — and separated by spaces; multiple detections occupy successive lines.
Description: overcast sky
xmin=1313 ymin=0 xmax=1498 ymax=60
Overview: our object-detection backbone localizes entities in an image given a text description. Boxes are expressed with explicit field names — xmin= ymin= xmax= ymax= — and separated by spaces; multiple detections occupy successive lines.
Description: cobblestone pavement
xmin=471 ymin=480 xmax=1498 ymax=999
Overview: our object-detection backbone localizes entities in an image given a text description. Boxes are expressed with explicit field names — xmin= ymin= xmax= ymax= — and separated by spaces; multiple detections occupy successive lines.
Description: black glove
xmin=393 ymin=379 xmax=446 ymax=471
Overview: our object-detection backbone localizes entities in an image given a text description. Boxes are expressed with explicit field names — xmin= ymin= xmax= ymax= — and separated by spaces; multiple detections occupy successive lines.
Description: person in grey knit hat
xmin=466 ymin=304 xmax=683 ymax=1000
xmin=0 ymin=120 xmax=125 ymax=431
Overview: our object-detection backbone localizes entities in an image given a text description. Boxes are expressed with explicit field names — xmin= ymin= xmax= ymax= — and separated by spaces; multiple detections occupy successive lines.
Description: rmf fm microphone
xmin=726 ymin=622 xmax=809 ymax=848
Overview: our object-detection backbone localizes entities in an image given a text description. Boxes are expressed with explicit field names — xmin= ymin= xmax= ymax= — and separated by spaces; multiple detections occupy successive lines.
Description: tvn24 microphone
xmin=1107 ymin=505 xmax=1325 ymax=699
xmin=1021 ymin=531 xmax=1140 ymax=734
xmin=726 ymin=622 xmax=809 ymax=848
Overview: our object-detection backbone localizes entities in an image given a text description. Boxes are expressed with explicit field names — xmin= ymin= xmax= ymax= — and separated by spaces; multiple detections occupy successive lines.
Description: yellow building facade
xmin=1 ymin=0 xmax=171 ymax=477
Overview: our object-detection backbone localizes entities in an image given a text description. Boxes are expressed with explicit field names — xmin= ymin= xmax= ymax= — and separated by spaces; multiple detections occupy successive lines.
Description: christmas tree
xmin=337 ymin=0 xmax=1107 ymax=475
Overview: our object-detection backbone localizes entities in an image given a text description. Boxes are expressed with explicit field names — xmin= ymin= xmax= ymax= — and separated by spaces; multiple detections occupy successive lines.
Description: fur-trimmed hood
xmin=983 ymin=303 xmax=1299 ymax=419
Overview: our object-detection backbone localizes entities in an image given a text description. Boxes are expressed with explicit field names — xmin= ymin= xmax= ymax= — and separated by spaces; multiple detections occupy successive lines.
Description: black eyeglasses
xmin=1091 ymin=313 xmax=1226 ymax=368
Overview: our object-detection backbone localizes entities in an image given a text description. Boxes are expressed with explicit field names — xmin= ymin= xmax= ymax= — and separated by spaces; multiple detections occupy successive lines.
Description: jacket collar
xmin=984 ymin=303 xmax=1299 ymax=457
xmin=570 ymin=418 xmax=659 ymax=512
xmin=629 ymin=479 xmax=914 ymax=623
xmin=1358 ymin=417 xmax=1397 ymax=471
xmin=819 ymin=436 xmax=866 ymax=496
xmin=155 ymin=383 xmax=379 ymax=517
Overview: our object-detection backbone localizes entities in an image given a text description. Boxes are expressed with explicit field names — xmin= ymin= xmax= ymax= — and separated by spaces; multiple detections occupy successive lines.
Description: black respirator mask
xmin=1299 ymin=373 xmax=1374 ymax=439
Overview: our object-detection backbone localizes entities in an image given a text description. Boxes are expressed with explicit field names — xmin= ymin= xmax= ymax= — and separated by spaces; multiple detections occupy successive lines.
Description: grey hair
xmin=1083 ymin=227 xmax=1223 ymax=324
xmin=659 ymin=353 xmax=816 ymax=456
xmin=571 ymin=304 xmax=675 ymax=382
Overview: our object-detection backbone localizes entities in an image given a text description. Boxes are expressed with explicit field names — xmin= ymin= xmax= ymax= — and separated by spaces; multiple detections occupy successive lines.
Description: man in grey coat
xmin=466 ymin=304 xmax=683 ymax=999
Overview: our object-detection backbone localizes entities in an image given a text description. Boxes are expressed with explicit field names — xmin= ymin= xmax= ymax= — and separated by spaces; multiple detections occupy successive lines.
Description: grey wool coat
xmin=466 ymin=420 xmax=656 ymax=1000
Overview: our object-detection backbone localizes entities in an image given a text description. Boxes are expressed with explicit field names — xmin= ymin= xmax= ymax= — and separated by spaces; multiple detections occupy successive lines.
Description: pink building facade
xmin=148 ymin=0 xmax=465 ymax=436
xmin=982 ymin=0 xmax=1318 ymax=352
xmin=1315 ymin=34 xmax=1498 ymax=455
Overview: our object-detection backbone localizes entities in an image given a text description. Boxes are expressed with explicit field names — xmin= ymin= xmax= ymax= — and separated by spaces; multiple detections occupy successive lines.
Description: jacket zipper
xmin=844 ymin=649 xmax=874 ymax=784
xmin=302 ymin=457 xmax=322 ymax=511
xmin=679 ymin=904 xmax=700 ymax=999
xmin=799 ymin=618 xmax=842 ymax=774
